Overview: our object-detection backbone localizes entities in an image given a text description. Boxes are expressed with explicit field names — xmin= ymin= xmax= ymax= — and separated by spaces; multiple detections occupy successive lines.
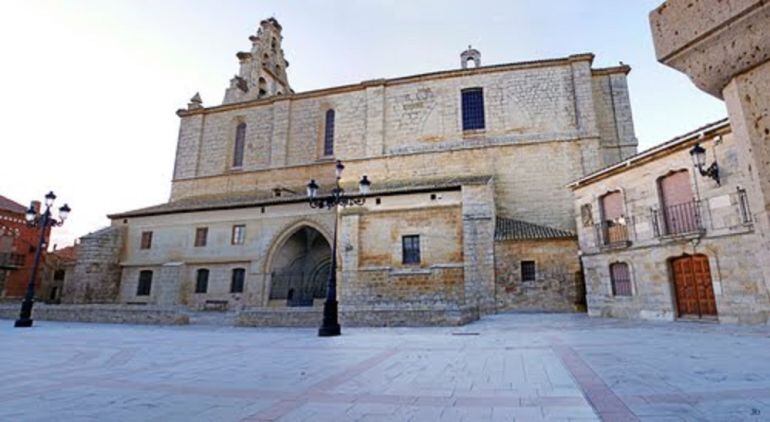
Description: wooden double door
xmin=671 ymin=255 xmax=717 ymax=318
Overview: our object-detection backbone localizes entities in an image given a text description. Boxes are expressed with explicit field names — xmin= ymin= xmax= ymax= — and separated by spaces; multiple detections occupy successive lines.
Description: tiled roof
xmin=0 ymin=195 xmax=26 ymax=214
xmin=495 ymin=217 xmax=575 ymax=241
xmin=109 ymin=175 xmax=492 ymax=219
xmin=51 ymin=245 xmax=77 ymax=263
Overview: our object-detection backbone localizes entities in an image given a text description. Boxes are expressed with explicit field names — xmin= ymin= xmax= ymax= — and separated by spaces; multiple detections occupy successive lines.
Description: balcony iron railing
xmin=653 ymin=200 xmax=703 ymax=237
xmin=595 ymin=221 xmax=631 ymax=247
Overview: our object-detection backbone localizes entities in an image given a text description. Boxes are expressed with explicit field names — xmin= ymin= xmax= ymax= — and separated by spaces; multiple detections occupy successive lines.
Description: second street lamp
xmin=306 ymin=161 xmax=370 ymax=337
xmin=15 ymin=191 xmax=71 ymax=328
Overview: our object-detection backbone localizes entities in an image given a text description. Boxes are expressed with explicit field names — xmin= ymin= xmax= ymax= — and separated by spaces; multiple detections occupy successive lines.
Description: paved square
xmin=2 ymin=314 xmax=770 ymax=421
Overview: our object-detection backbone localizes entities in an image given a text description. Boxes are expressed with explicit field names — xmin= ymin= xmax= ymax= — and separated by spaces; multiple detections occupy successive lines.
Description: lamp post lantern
xmin=689 ymin=142 xmax=721 ymax=185
xmin=306 ymin=161 xmax=370 ymax=337
xmin=14 ymin=191 xmax=70 ymax=328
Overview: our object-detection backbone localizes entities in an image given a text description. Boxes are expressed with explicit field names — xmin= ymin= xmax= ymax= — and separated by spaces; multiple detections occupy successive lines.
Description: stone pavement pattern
xmin=1 ymin=314 xmax=770 ymax=421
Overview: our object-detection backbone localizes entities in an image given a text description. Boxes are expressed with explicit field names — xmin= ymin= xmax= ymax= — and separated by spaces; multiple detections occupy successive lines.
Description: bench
xmin=204 ymin=300 xmax=229 ymax=312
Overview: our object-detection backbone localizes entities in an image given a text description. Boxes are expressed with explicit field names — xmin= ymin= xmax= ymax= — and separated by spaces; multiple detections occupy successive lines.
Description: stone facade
xmin=572 ymin=120 xmax=770 ymax=323
xmin=62 ymin=226 xmax=125 ymax=304
xmin=58 ymin=18 xmax=639 ymax=326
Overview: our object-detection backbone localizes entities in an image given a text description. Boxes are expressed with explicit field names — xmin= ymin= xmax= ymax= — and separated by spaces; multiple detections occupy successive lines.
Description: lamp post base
xmin=318 ymin=300 xmax=341 ymax=337
xmin=14 ymin=318 xmax=33 ymax=328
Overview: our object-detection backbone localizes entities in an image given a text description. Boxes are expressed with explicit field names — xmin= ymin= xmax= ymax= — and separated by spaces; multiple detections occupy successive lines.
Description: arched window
xmin=195 ymin=269 xmax=209 ymax=294
xmin=231 ymin=268 xmax=245 ymax=293
xmin=609 ymin=263 xmax=632 ymax=296
xmin=232 ymin=123 xmax=246 ymax=168
xmin=323 ymin=109 xmax=335 ymax=156
xmin=258 ymin=77 xmax=267 ymax=97
xmin=137 ymin=270 xmax=153 ymax=296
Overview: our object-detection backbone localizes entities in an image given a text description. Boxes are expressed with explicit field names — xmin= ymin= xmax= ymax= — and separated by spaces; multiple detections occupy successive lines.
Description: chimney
xmin=31 ymin=201 xmax=41 ymax=213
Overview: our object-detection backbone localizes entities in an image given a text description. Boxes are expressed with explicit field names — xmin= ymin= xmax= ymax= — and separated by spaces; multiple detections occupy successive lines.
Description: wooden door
xmin=671 ymin=255 xmax=717 ymax=317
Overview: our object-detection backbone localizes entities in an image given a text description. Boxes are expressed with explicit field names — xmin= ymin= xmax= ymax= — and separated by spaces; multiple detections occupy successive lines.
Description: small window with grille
xmin=402 ymin=235 xmax=421 ymax=265
xmin=610 ymin=262 xmax=632 ymax=296
xmin=461 ymin=88 xmax=485 ymax=131
xmin=521 ymin=261 xmax=536 ymax=282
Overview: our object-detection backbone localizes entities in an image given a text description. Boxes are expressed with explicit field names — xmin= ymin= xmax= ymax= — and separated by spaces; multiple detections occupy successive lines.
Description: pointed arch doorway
xmin=268 ymin=225 xmax=331 ymax=307
xmin=670 ymin=254 xmax=717 ymax=319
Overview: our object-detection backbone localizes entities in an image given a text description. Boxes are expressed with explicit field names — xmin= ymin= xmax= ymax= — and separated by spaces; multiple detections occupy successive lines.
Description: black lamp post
xmin=14 ymin=191 xmax=70 ymax=328
xmin=689 ymin=143 xmax=720 ymax=185
xmin=306 ymin=161 xmax=371 ymax=337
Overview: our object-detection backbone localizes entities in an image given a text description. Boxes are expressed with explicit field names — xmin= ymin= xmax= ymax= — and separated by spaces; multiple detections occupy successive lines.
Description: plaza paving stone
xmin=2 ymin=313 xmax=770 ymax=421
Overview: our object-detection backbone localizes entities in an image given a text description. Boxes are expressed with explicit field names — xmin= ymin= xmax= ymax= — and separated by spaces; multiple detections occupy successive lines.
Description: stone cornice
xmin=177 ymin=53 xmax=606 ymax=117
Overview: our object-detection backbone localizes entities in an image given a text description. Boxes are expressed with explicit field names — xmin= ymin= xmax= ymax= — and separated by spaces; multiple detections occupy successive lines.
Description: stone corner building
xmin=67 ymin=18 xmax=638 ymax=326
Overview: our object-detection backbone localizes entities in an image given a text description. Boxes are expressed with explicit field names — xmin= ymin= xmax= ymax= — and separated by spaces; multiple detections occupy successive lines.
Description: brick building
xmin=62 ymin=18 xmax=637 ymax=325
xmin=0 ymin=195 xmax=50 ymax=299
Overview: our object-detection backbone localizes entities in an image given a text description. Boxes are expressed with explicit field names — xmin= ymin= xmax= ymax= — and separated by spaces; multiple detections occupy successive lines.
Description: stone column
xmin=461 ymin=181 xmax=496 ymax=316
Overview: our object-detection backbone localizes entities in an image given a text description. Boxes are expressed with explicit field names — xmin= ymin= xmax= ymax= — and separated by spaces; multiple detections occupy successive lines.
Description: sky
xmin=0 ymin=0 xmax=727 ymax=248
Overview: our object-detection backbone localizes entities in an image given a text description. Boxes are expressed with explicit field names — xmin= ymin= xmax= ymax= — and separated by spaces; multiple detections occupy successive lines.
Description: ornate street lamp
xmin=689 ymin=143 xmax=720 ymax=185
xmin=306 ymin=161 xmax=370 ymax=337
xmin=15 ymin=191 xmax=70 ymax=328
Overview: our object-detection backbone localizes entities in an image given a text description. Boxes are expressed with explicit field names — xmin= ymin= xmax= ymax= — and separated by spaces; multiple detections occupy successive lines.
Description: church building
xmin=62 ymin=18 xmax=638 ymax=326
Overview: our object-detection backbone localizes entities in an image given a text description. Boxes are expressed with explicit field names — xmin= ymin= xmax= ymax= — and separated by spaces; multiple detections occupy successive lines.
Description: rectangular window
xmin=137 ymin=270 xmax=152 ymax=296
xmin=610 ymin=263 xmax=632 ymax=296
xmin=195 ymin=269 xmax=209 ymax=294
xmin=194 ymin=227 xmax=208 ymax=247
xmin=140 ymin=231 xmax=153 ymax=250
xmin=402 ymin=235 xmax=421 ymax=265
xmin=521 ymin=261 xmax=536 ymax=282
xmin=231 ymin=268 xmax=245 ymax=293
xmin=461 ymin=88 xmax=485 ymax=131
xmin=231 ymin=225 xmax=246 ymax=245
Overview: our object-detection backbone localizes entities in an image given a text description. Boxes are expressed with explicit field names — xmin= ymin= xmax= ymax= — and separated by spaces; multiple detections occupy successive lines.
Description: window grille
xmin=521 ymin=261 xmax=536 ymax=282
xmin=461 ymin=88 xmax=485 ymax=131
xmin=610 ymin=263 xmax=632 ymax=296
xmin=402 ymin=235 xmax=421 ymax=264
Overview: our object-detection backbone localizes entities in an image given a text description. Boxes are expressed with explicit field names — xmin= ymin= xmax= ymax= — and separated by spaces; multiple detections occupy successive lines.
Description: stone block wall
xmin=62 ymin=226 xmax=125 ymax=304
xmin=494 ymin=238 xmax=582 ymax=312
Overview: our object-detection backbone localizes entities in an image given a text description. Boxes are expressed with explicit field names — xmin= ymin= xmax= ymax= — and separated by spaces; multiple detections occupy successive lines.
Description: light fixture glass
xmin=44 ymin=191 xmax=56 ymax=208
xmin=359 ymin=175 xmax=371 ymax=195
xmin=25 ymin=205 xmax=36 ymax=223
xmin=59 ymin=204 xmax=71 ymax=221
xmin=306 ymin=179 xmax=319 ymax=198
xmin=689 ymin=143 xmax=707 ymax=168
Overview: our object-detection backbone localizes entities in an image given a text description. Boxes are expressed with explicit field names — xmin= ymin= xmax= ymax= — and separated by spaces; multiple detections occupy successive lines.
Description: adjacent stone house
xmin=62 ymin=17 xmax=637 ymax=326
xmin=571 ymin=119 xmax=770 ymax=323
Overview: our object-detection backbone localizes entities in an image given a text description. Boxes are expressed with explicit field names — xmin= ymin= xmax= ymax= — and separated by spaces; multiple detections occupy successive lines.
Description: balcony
xmin=585 ymin=189 xmax=753 ymax=252
xmin=595 ymin=221 xmax=631 ymax=248
xmin=0 ymin=253 xmax=25 ymax=270
xmin=653 ymin=200 xmax=704 ymax=237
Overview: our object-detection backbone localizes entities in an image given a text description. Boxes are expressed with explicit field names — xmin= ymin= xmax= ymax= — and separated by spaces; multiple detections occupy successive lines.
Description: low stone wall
xmin=237 ymin=306 xmax=478 ymax=327
xmin=0 ymin=303 xmax=189 ymax=325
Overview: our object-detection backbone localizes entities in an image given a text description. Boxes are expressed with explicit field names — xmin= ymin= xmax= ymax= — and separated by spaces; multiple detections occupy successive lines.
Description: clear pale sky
xmin=0 ymin=0 xmax=726 ymax=248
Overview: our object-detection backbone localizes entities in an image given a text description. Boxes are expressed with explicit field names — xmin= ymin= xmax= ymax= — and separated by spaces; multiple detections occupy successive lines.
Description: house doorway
xmin=671 ymin=254 xmax=717 ymax=319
